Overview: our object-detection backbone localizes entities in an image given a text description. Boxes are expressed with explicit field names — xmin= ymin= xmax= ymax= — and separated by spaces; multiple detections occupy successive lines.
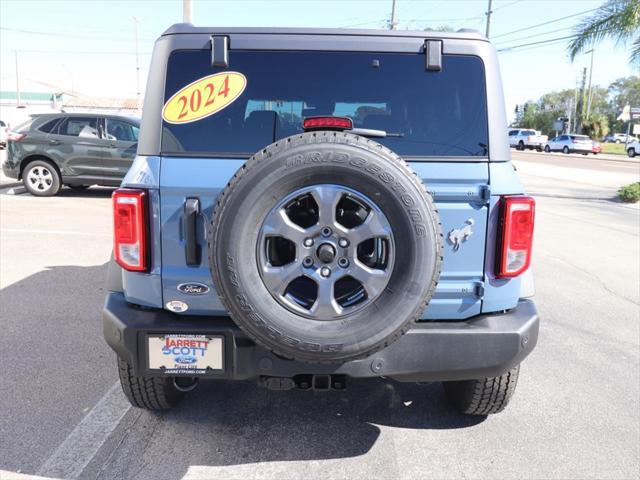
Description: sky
xmin=0 ymin=0 xmax=636 ymax=122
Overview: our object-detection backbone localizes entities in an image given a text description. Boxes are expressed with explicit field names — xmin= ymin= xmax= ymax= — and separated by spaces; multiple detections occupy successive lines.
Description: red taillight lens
xmin=496 ymin=196 xmax=535 ymax=278
xmin=7 ymin=131 xmax=26 ymax=142
xmin=303 ymin=116 xmax=353 ymax=131
xmin=113 ymin=188 xmax=148 ymax=272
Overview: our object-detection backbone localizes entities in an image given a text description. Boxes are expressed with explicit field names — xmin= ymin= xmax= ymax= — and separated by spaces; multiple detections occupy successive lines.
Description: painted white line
xmin=36 ymin=382 xmax=131 ymax=479
xmin=0 ymin=470 xmax=62 ymax=480
xmin=0 ymin=228 xmax=110 ymax=237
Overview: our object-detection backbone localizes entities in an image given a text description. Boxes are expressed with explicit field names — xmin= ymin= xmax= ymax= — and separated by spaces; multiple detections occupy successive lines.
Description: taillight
xmin=303 ymin=116 xmax=353 ymax=131
xmin=496 ymin=196 xmax=535 ymax=278
xmin=7 ymin=131 xmax=26 ymax=142
xmin=113 ymin=188 xmax=148 ymax=272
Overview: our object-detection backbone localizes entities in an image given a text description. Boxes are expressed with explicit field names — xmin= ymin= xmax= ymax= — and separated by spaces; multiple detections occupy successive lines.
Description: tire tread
xmin=444 ymin=365 xmax=520 ymax=415
xmin=117 ymin=357 xmax=183 ymax=410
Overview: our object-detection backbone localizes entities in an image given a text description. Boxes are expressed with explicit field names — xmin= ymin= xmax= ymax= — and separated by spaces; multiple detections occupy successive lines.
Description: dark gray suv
xmin=2 ymin=113 xmax=140 ymax=196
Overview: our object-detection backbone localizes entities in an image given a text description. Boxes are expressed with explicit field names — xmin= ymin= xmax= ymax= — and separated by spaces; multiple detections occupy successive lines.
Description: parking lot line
xmin=36 ymin=382 xmax=131 ymax=479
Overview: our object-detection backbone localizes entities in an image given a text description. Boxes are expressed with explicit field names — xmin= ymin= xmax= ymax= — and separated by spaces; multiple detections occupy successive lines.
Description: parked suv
xmin=2 ymin=113 xmax=140 ymax=196
xmin=544 ymin=134 xmax=594 ymax=154
xmin=104 ymin=25 xmax=539 ymax=415
xmin=604 ymin=133 xmax=637 ymax=144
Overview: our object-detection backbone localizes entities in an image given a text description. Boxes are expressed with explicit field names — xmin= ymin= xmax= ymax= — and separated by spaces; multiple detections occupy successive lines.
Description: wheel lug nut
xmin=320 ymin=267 xmax=331 ymax=278
xmin=303 ymin=237 xmax=314 ymax=247
xmin=321 ymin=227 xmax=332 ymax=237
xmin=338 ymin=258 xmax=349 ymax=268
xmin=338 ymin=238 xmax=349 ymax=248
xmin=303 ymin=257 xmax=314 ymax=268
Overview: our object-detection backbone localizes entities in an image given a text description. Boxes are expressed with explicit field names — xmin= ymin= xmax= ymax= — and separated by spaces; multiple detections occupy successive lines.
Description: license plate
xmin=148 ymin=334 xmax=223 ymax=373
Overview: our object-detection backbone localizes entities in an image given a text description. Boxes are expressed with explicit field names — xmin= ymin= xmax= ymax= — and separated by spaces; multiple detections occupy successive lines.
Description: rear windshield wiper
xmin=350 ymin=128 xmax=405 ymax=138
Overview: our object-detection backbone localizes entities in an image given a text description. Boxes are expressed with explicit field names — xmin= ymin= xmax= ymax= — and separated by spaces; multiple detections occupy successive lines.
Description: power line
xmin=492 ymin=0 xmax=524 ymax=13
xmin=496 ymin=26 xmax=618 ymax=52
xmin=0 ymin=26 xmax=156 ymax=42
xmin=497 ymin=33 xmax=580 ymax=52
xmin=491 ymin=7 xmax=600 ymax=39
xmin=0 ymin=48 xmax=152 ymax=55
xmin=493 ymin=25 xmax=575 ymax=45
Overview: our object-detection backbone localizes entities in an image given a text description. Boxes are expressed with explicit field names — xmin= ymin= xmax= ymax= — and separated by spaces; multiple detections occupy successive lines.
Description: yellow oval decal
xmin=162 ymin=72 xmax=247 ymax=124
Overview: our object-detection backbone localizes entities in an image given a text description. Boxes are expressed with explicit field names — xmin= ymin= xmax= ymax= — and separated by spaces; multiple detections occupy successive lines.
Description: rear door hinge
xmin=424 ymin=39 xmax=442 ymax=71
xmin=211 ymin=35 xmax=229 ymax=68
xmin=480 ymin=185 xmax=491 ymax=203
xmin=474 ymin=281 xmax=485 ymax=299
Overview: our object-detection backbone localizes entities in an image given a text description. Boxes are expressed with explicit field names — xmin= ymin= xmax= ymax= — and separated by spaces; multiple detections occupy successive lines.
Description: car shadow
xmin=0 ymin=263 xmax=119 ymax=475
xmin=58 ymin=186 xmax=116 ymax=198
xmin=99 ymin=375 xmax=485 ymax=478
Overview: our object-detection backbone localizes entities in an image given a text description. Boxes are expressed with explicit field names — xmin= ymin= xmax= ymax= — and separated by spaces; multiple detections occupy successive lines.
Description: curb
xmin=0 ymin=182 xmax=23 ymax=190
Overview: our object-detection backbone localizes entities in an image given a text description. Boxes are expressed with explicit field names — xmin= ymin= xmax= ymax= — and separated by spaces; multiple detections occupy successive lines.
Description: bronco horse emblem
xmin=448 ymin=219 xmax=474 ymax=251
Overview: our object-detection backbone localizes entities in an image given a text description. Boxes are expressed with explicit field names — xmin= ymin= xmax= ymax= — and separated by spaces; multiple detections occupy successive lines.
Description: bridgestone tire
xmin=209 ymin=132 xmax=442 ymax=363
xmin=117 ymin=357 xmax=184 ymax=410
xmin=443 ymin=365 xmax=520 ymax=415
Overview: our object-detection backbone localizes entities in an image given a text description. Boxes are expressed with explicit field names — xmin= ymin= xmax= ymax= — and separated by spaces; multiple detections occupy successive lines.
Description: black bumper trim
xmin=103 ymin=292 xmax=539 ymax=382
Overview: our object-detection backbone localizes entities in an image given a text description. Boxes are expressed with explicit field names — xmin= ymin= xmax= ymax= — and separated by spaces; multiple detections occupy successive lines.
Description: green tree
xmin=608 ymin=75 xmax=640 ymax=131
xmin=568 ymin=0 xmax=640 ymax=65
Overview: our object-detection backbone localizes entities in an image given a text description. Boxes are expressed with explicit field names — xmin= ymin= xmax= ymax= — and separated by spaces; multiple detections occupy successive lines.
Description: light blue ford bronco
xmin=104 ymin=25 xmax=539 ymax=415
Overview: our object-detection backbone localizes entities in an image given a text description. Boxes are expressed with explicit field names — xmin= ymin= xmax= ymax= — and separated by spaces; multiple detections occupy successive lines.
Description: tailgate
xmin=159 ymin=157 xmax=489 ymax=320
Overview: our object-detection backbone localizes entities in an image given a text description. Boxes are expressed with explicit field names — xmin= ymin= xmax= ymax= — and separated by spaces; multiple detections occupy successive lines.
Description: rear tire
xmin=517 ymin=141 xmax=524 ymax=151
xmin=22 ymin=159 xmax=61 ymax=196
xmin=117 ymin=357 xmax=185 ymax=410
xmin=443 ymin=365 xmax=520 ymax=415
xmin=562 ymin=146 xmax=570 ymax=154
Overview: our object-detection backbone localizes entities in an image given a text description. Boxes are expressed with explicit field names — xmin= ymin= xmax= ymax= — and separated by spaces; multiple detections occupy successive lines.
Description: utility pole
xmin=183 ymin=0 xmax=193 ymax=23
xmin=132 ymin=17 xmax=141 ymax=112
xmin=574 ymin=67 xmax=587 ymax=133
xmin=585 ymin=48 xmax=595 ymax=120
xmin=485 ymin=0 xmax=494 ymax=38
xmin=14 ymin=50 xmax=21 ymax=107
xmin=389 ymin=0 xmax=397 ymax=30
xmin=571 ymin=78 xmax=579 ymax=132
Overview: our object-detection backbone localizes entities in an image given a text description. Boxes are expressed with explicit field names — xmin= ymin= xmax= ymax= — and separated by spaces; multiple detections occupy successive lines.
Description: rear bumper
xmin=103 ymin=292 xmax=539 ymax=382
xmin=2 ymin=160 xmax=18 ymax=179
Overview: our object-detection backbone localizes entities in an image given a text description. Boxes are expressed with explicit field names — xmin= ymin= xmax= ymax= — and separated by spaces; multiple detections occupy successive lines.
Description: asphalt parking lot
xmin=0 ymin=151 xmax=638 ymax=480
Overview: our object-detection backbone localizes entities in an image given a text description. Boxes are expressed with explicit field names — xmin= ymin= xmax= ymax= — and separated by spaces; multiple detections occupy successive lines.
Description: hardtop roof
xmin=161 ymin=23 xmax=487 ymax=42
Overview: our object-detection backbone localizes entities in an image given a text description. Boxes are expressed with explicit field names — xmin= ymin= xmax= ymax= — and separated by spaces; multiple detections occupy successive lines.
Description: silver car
xmin=544 ymin=134 xmax=593 ymax=155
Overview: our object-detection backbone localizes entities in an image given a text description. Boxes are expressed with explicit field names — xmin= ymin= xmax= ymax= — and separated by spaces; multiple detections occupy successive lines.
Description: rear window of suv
xmin=162 ymin=50 xmax=488 ymax=158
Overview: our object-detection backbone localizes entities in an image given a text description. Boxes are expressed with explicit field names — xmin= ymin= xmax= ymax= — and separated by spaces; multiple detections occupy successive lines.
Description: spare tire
xmin=209 ymin=132 xmax=442 ymax=362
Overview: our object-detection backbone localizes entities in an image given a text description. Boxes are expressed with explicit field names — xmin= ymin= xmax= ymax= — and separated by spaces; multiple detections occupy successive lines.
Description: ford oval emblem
xmin=174 ymin=355 xmax=197 ymax=365
xmin=177 ymin=282 xmax=210 ymax=295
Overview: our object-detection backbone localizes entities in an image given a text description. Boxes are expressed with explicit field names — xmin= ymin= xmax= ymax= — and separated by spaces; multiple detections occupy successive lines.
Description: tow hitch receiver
xmin=259 ymin=375 xmax=347 ymax=391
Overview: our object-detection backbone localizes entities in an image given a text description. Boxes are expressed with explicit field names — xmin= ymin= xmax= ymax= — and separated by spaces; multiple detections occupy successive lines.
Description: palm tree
xmin=568 ymin=0 xmax=640 ymax=65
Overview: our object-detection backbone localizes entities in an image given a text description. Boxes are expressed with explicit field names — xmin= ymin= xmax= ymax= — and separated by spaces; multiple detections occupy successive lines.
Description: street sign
xmin=618 ymin=105 xmax=630 ymax=122
xmin=553 ymin=121 xmax=564 ymax=131
xmin=631 ymin=107 xmax=640 ymax=120
xmin=633 ymin=124 xmax=640 ymax=135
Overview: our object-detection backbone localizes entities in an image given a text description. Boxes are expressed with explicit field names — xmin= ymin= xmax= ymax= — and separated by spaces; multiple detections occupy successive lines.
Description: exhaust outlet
xmin=173 ymin=377 xmax=199 ymax=392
